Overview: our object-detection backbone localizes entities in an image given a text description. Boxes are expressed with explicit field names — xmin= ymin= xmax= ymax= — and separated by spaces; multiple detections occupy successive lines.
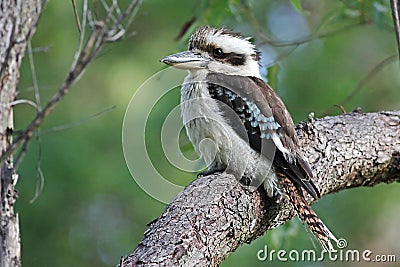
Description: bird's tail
xmin=280 ymin=176 xmax=338 ymax=251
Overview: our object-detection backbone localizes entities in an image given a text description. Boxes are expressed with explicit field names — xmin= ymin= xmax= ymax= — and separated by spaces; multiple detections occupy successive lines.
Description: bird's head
xmin=161 ymin=25 xmax=261 ymax=78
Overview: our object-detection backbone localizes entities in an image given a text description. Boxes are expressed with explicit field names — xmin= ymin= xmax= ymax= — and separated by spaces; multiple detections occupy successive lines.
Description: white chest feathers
xmin=180 ymin=73 xmax=277 ymax=195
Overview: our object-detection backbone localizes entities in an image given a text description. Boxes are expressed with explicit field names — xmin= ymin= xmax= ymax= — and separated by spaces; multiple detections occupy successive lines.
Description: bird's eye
xmin=213 ymin=48 xmax=224 ymax=58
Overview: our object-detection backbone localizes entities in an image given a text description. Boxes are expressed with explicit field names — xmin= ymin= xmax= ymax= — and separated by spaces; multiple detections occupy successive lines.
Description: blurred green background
xmin=14 ymin=0 xmax=400 ymax=266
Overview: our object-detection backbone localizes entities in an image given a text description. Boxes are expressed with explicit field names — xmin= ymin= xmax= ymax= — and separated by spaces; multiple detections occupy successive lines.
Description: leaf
xmin=373 ymin=1 xmax=389 ymax=28
xmin=266 ymin=64 xmax=280 ymax=90
xmin=202 ymin=0 xmax=233 ymax=25
xmin=290 ymin=0 xmax=304 ymax=13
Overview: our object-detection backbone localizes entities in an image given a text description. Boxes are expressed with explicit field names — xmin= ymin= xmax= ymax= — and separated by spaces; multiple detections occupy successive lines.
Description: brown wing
xmin=206 ymin=73 xmax=320 ymax=199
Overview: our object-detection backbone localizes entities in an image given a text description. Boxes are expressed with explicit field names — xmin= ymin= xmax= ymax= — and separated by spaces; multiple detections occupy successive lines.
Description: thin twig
xmin=322 ymin=54 xmax=397 ymax=116
xmin=100 ymin=0 xmax=119 ymax=26
xmin=113 ymin=0 xmax=123 ymax=19
xmin=71 ymin=0 xmax=88 ymax=68
xmin=13 ymin=138 xmax=30 ymax=171
xmin=0 ymin=0 xmax=143 ymax=166
xmin=258 ymin=22 xmax=369 ymax=47
xmin=390 ymin=0 xmax=400 ymax=60
xmin=103 ymin=0 xmax=142 ymax=42
xmin=10 ymin=99 xmax=40 ymax=111
xmin=30 ymin=135 xmax=44 ymax=204
xmin=28 ymin=46 xmax=50 ymax=54
xmin=339 ymin=54 xmax=397 ymax=105
xmin=241 ymin=0 xmax=369 ymax=48
xmin=18 ymin=42 xmax=44 ymax=178
xmin=264 ymin=44 xmax=299 ymax=68
xmin=112 ymin=0 xmax=142 ymax=36
xmin=334 ymin=104 xmax=347 ymax=114
xmin=71 ymin=0 xmax=82 ymax=33
xmin=28 ymin=41 xmax=42 ymax=110
xmin=41 ymin=105 xmax=116 ymax=134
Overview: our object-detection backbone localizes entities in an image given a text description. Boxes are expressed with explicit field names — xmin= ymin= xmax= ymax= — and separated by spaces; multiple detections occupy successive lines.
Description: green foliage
xmin=15 ymin=1 xmax=399 ymax=266
xmin=290 ymin=0 xmax=305 ymax=13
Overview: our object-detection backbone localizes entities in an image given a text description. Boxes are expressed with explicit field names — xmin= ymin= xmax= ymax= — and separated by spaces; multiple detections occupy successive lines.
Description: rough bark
xmin=0 ymin=1 xmax=41 ymax=266
xmin=121 ymin=111 xmax=400 ymax=267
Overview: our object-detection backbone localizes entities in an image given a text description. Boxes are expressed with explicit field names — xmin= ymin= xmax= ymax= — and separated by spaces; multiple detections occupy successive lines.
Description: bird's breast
xmin=180 ymin=80 xmax=263 ymax=174
xmin=181 ymin=81 xmax=231 ymax=165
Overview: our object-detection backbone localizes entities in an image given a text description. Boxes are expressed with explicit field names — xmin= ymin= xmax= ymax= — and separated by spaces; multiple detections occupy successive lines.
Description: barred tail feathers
xmin=280 ymin=175 xmax=338 ymax=251
xmin=295 ymin=195 xmax=338 ymax=251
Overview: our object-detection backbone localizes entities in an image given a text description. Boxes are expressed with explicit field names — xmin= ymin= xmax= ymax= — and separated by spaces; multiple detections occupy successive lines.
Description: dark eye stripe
xmin=209 ymin=46 xmax=246 ymax=66
xmin=225 ymin=53 xmax=245 ymax=65
xmin=189 ymin=40 xmax=247 ymax=66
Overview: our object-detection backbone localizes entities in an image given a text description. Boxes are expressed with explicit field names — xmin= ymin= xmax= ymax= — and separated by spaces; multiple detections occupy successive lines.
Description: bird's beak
xmin=160 ymin=51 xmax=209 ymax=70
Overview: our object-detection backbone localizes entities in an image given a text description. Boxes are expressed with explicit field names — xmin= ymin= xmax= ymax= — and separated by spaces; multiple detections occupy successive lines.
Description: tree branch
xmin=121 ymin=111 xmax=400 ymax=266
xmin=391 ymin=0 xmax=400 ymax=60
xmin=0 ymin=0 xmax=143 ymax=168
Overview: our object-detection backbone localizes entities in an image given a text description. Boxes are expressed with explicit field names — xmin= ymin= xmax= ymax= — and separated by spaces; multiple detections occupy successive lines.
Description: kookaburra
xmin=161 ymin=25 xmax=337 ymax=250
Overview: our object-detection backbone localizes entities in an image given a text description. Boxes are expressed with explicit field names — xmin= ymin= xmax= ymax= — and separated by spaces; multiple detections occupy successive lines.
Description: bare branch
xmin=258 ymin=22 xmax=370 ymax=47
xmin=9 ymin=99 xmax=40 ymax=111
xmin=322 ymin=54 xmax=397 ymax=115
xmin=73 ymin=0 xmax=88 ymax=67
xmin=0 ymin=0 xmax=143 ymax=167
xmin=28 ymin=45 xmax=50 ymax=54
xmin=29 ymin=140 xmax=44 ymax=204
xmin=71 ymin=0 xmax=82 ymax=33
xmin=391 ymin=0 xmax=400 ymax=60
xmin=40 ymin=105 xmax=116 ymax=134
xmin=27 ymin=42 xmax=41 ymax=109
xmin=121 ymin=111 xmax=400 ymax=267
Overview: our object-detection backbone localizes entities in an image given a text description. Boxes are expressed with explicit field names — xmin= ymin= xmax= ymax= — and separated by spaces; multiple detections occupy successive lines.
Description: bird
xmin=161 ymin=25 xmax=337 ymax=250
